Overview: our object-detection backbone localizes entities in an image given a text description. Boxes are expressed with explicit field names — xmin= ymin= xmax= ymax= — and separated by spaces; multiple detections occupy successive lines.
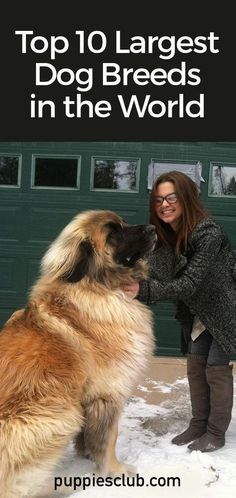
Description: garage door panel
xmin=27 ymin=259 xmax=41 ymax=287
xmin=152 ymin=316 xmax=182 ymax=357
xmin=0 ymin=258 xmax=18 ymax=292
xmin=0 ymin=254 xmax=28 ymax=301
xmin=0 ymin=206 xmax=21 ymax=241
xmin=213 ymin=216 xmax=236 ymax=249
xmin=0 ymin=309 xmax=19 ymax=328
xmin=29 ymin=208 xmax=79 ymax=243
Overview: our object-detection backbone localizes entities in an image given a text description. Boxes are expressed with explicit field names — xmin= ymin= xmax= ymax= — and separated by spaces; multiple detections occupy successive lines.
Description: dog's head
xmin=41 ymin=210 xmax=157 ymax=285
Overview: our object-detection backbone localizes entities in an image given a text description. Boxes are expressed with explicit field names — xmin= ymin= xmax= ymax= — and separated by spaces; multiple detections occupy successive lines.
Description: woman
xmin=127 ymin=170 xmax=236 ymax=452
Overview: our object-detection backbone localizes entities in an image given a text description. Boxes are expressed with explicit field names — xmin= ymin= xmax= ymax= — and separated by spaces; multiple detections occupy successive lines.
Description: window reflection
xmin=209 ymin=164 xmax=236 ymax=197
xmin=92 ymin=159 xmax=139 ymax=191
xmin=0 ymin=156 xmax=19 ymax=185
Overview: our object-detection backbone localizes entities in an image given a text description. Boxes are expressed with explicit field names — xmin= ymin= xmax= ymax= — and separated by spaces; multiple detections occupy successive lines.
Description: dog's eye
xmin=105 ymin=222 xmax=124 ymax=244
xmin=105 ymin=222 xmax=122 ymax=233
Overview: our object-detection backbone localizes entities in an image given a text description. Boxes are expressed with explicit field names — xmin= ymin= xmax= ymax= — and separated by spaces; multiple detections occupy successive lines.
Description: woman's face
xmin=154 ymin=181 xmax=183 ymax=231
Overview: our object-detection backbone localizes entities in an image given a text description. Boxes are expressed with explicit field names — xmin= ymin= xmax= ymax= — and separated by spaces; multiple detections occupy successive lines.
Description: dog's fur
xmin=0 ymin=210 xmax=156 ymax=498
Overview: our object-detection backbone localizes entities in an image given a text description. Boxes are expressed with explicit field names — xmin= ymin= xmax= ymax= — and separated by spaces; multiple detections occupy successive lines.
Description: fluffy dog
xmin=0 ymin=210 xmax=156 ymax=498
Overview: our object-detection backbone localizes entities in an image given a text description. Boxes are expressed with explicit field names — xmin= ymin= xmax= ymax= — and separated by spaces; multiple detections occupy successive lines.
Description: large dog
xmin=0 ymin=210 xmax=156 ymax=498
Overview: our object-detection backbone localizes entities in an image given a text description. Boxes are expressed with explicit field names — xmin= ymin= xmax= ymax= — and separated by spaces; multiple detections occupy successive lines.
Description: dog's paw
xmin=115 ymin=463 xmax=136 ymax=478
xmin=98 ymin=462 xmax=137 ymax=478
xmin=123 ymin=463 xmax=137 ymax=476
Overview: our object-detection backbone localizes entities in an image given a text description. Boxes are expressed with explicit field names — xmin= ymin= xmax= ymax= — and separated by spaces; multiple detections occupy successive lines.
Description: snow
xmin=43 ymin=374 xmax=236 ymax=498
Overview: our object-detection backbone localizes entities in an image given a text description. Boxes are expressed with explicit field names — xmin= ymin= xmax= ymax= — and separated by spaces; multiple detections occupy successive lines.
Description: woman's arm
xmin=139 ymin=228 xmax=223 ymax=304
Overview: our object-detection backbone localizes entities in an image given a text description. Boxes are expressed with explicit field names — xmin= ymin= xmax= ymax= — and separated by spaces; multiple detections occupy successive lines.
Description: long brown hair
xmin=150 ymin=171 xmax=208 ymax=254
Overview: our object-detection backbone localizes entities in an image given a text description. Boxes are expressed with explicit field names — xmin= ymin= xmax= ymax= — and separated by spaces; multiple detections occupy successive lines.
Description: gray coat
xmin=138 ymin=218 xmax=236 ymax=355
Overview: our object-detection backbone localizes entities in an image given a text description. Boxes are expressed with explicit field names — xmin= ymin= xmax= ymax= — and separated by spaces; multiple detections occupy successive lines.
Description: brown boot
xmin=172 ymin=354 xmax=210 ymax=445
xmin=188 ymin=364 xmax=234 ymax=452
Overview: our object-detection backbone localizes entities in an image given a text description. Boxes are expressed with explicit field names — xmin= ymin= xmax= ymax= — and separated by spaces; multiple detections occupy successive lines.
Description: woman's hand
xmin=122 ymin=281 xmax=140 ymax=298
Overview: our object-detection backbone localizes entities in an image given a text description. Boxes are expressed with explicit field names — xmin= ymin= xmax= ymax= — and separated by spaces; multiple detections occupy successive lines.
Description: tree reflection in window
xmin=0 ymin=156 xmax=19 ymax=185
xmin=210 ymin=164 xmax=236 ymax=196
xmin=93 ymin=159 xmax=139 ymax=191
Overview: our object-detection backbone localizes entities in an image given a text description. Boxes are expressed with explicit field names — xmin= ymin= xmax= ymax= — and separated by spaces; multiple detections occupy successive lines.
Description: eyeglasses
xmin=154 ymin=192 xmax=178 ymax=206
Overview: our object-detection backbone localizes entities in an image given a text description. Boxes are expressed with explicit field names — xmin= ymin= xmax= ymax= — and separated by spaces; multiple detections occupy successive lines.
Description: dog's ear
xmin=63 ymin=239 xmax=95 ymax=282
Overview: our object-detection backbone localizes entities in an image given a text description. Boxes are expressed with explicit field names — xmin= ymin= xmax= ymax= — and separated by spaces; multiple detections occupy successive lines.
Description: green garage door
xmin=0 ymin=141 xmax=236 ymax=358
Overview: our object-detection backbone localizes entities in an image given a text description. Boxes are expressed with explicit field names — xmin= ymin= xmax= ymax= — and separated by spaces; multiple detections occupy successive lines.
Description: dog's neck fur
xmin=29 ymin=266 xmax=150 ymax=330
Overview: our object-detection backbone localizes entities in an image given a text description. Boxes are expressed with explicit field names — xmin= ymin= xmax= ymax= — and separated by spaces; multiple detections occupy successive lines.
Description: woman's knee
xmin=207 ymin=338 xmax=230 ymax=366
xmin=190 ymin=331 xmax=212 ymax=355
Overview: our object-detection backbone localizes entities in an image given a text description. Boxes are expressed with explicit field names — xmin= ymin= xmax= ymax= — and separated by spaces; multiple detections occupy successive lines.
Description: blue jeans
xmin=190 ymin=330 xmax=230 ymax=366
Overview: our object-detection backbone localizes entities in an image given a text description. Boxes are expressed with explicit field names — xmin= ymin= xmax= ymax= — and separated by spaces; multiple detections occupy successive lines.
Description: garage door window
xmin=91 ymin=157 xmax=140 ymax=192
xmin=0 ymin=155 xmax=21 ymax=187
xmin=209 ymin=163 xmax=236 ymax=197
xmin=31 ymin=155 xmax=81 ymax=189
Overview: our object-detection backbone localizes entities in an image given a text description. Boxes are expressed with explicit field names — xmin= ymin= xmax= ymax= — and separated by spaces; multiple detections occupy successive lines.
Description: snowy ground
xmin=41 ymin=374 xmax=236 ymax=498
